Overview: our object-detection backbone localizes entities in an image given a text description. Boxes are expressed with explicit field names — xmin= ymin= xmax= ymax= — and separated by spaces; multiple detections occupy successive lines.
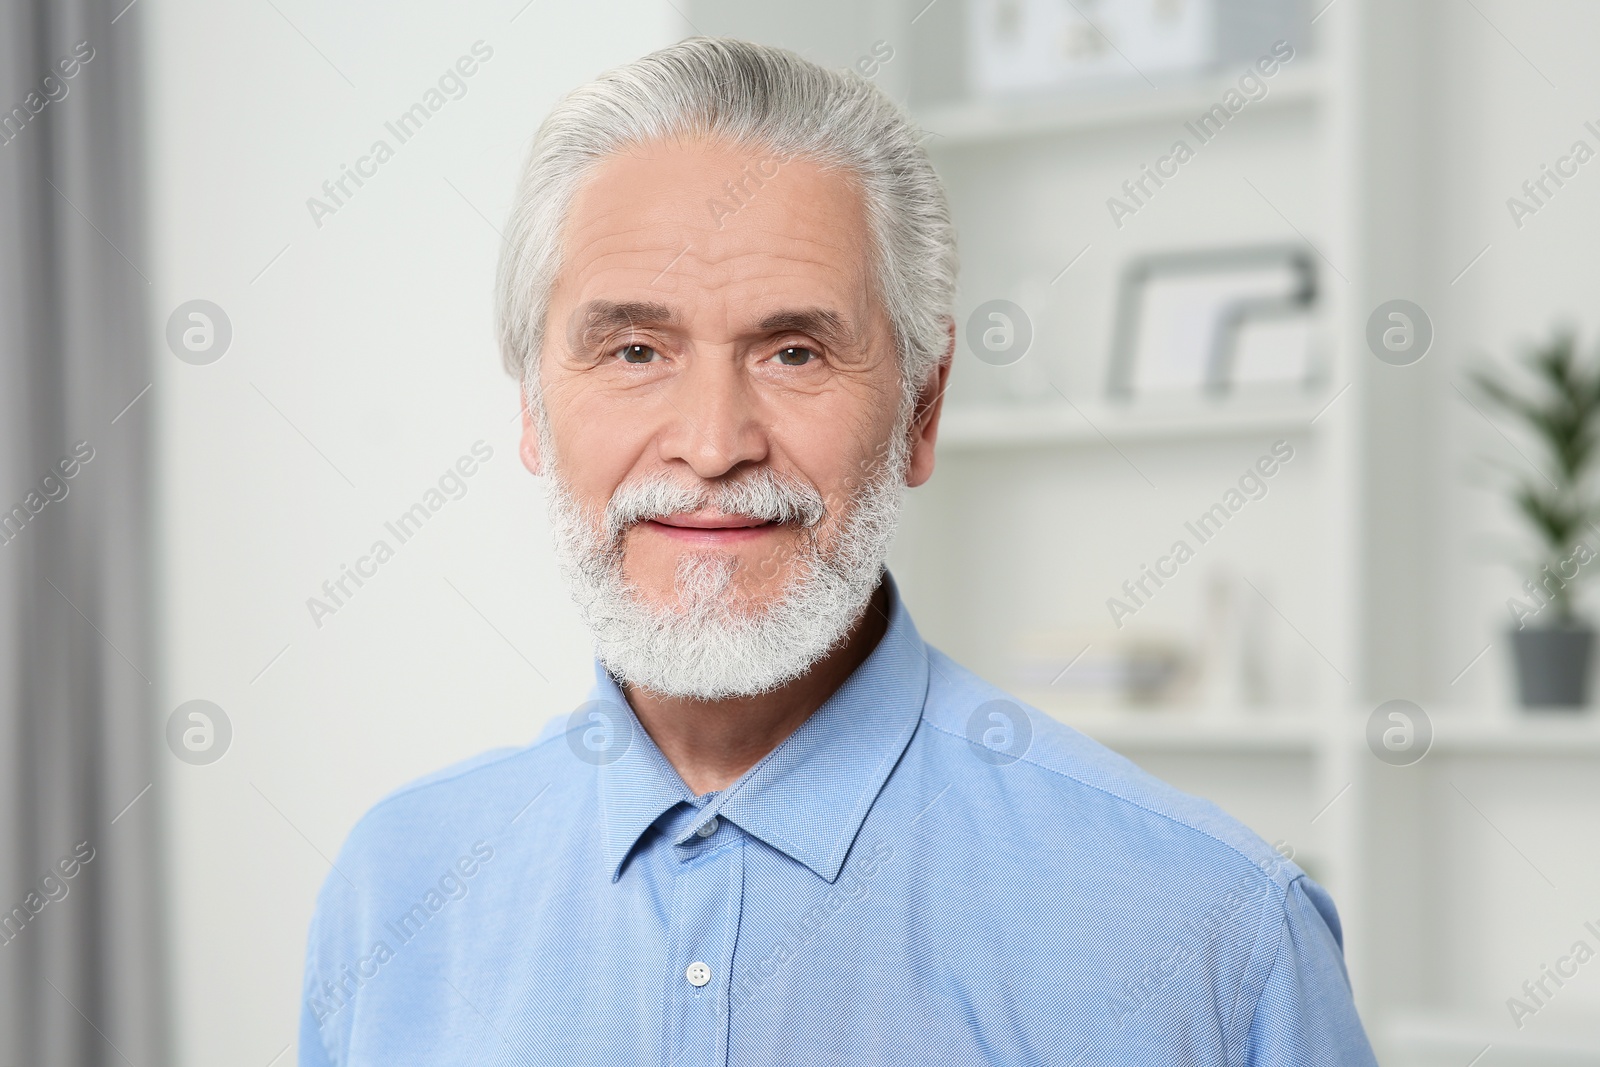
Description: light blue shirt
xmin=300 ymin=573 xmax=1377 ymax=1065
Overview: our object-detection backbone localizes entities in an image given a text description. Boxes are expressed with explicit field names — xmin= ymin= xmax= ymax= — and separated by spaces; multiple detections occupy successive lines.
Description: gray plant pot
xmin=1510 ymin=625 xmax=1594 ymax=710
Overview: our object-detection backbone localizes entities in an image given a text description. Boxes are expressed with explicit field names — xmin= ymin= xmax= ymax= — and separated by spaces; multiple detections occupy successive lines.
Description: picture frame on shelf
xmin=1106 ymin=244 xmax=1319 ymax=402
xmin=967 ymin=0 xmax=1217 ymax=97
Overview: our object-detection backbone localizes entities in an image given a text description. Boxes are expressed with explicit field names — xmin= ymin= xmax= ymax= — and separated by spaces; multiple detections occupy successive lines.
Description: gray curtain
xmin=0 ymin=0 xmax=167 ymax=1064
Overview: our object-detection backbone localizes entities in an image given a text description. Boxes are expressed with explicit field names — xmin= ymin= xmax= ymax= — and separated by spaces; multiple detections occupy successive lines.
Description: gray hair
xmin=494 ymin=36 xmax=958 ymax=411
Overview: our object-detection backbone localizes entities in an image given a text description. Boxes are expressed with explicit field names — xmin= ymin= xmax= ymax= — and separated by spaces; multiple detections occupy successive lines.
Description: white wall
xmin=144 ymin=3 xmax=680 ymax=1062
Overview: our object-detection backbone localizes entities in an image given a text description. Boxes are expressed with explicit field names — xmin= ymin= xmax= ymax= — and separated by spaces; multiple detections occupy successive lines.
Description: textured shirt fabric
xmin=299 ymin=573 xmax=1378 ymax=1066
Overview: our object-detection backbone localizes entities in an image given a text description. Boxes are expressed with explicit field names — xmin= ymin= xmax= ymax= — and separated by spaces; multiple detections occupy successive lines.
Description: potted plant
xmin=1472 ymin=329 xmax=1600 ymax=710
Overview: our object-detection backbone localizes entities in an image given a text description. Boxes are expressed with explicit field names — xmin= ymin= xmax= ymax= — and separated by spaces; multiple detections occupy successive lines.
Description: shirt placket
xmin=660 ymin=822 xmax=746 ymax=1067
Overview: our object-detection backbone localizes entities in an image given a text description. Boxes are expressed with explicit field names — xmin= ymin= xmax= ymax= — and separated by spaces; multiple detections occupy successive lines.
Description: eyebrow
xmin=754 ymin=308 xmax=853 ymax=348
xmin=570 ymin=300 xmax=676 ymax=349
xmin=569 ymin=301 xmax=856 ymax=351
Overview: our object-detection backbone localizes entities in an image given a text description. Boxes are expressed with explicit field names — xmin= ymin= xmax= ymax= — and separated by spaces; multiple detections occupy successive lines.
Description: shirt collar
xmin=590 ymin=572 xmax=929 ymax=885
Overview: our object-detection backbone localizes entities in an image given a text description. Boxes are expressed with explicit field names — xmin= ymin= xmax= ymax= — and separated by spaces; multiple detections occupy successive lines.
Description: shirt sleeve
xmin=297 ymin=888 xmax=341 ymax=1067
xmin=1241 ymin=874 xmax=1379 ymax=1066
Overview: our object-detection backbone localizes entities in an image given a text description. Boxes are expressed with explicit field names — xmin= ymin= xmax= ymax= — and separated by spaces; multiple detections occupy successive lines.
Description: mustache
xmin=604 ymin=469 xmax=827 ymax=538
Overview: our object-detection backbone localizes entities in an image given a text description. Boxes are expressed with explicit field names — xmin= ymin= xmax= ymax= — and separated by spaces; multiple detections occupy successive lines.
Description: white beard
xmin=541 ymin=418 xmax=911 ymax=701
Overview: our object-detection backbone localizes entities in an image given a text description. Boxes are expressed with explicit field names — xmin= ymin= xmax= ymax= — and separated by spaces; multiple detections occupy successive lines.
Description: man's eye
xmin=772 ymin=346 xmax=815 ymax=366
xmin=615 ymin=344 xmax=659 ymax=364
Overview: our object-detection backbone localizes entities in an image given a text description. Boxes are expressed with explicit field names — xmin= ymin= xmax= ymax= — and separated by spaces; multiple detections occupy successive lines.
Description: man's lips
xmin=642 ymin=513 xmax=781 ymax=543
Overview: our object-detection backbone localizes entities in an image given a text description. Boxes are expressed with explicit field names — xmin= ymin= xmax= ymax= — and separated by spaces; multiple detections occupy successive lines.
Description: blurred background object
xmin=5 ymin=0 xmax=1600 ymax=1063
xmin=0 ymin=0 xmax=165 ymax=1064
xmin=967 ymin=0 xmax=1219 ymax=96
xmin=1106 ymin=244 xmax=1321 ymax=399
xmin=965 ymin=0 xmax=1308 ymax=97
xmin=1470 ymin=330 xmax=1600 ymax=709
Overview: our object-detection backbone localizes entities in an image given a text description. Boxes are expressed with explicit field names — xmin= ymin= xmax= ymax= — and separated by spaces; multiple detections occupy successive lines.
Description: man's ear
xmin=518 ymin=383 xmax=544 ymax=476
xmin=905 ymin=319 xmax=954 ymax=489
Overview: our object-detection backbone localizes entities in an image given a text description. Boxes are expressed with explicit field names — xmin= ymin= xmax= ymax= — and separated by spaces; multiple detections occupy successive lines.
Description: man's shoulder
xmin=915 ymin=646 xmax=1302 ymax=895
xmin=326 ymin=724 xmax=587 ymax=890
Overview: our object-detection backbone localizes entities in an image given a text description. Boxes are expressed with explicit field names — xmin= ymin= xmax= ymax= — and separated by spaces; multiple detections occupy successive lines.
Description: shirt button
xmin=695 ymin=817 xmax=719 ymax=838
xmin=686 ymin=962 xmax=712 ymax=987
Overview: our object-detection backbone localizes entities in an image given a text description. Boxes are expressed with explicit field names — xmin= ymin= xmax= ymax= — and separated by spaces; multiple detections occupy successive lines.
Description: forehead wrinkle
xmin=700 ymin=225 xmax=865 ymax=267
xmin=661 ymin=244 xmax=871 ymax=313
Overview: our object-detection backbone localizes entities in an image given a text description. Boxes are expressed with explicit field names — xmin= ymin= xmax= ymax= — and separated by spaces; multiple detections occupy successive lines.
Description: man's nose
xmin=655 ymin=353 xmax=768 ymax=479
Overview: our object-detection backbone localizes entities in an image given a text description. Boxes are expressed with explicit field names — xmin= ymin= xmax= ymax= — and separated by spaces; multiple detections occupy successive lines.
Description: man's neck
xmin=622 ymin=579 xmax=892 ymax=797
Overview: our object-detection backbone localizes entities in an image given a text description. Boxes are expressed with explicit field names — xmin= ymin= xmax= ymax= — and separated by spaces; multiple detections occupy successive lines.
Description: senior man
xmin=300 ymin=37 xmax=1378 ymax=1066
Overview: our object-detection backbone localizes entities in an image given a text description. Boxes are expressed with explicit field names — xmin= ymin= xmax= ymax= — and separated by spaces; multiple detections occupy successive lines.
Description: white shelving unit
xmin=891 ymin=22 xmax=1369 ymax=1044
xmin=686 ymin=1 xmax=1600 ymax=1062
xmin=937 ymin=399 xmax=1328 ymax=449
xmin=915 ymin=60 xmax=1327 ymax=146
xmin=1387 ymin=1013 xmax=1600 ymax=1067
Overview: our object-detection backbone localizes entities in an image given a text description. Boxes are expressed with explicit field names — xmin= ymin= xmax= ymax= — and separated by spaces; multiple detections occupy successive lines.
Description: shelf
xmin=1419 ymin=710 xmax=1600 ymax=756
xmin=1033 ymin=705 xmax=1320 ymax=755
xmin=1387 ymin=1011 xmax=1600 ymax=1065
xmin=914 ymin=63 xmax=1326 ymax=149
xmin=1030 ymin=706 xmax=1600 ymax=759
xmin=937 ymin=400 xmax=1324 ymax=450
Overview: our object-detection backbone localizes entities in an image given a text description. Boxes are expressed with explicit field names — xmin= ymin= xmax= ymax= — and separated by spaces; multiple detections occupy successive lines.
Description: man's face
xmin=522 ymin=139 xmax=939 ymax=625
